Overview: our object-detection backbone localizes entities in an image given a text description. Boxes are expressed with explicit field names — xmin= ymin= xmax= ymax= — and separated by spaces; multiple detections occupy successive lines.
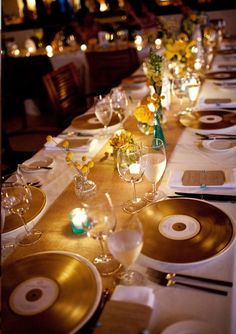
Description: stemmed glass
xmin=1 ymin=172 xmax=42 ymax=246
xmin=141 ymin=138 xmax=167 ymax=202
xmin=107 ymin=214 xmax=144 ymax=285
xmin=172 ymin=77 xmax=187 ymax=115
xmin=110 ymin=87 xmax=128 ymax=123
xmin=81 ymin=192 xmax=121 ymax=276
xmin=94 ymin=95 xmax=113 ymax=134
xmin=116 ymin=143 xmax=147 ymax=214
xmin=185 ymin=75 xmax=201 ymax=113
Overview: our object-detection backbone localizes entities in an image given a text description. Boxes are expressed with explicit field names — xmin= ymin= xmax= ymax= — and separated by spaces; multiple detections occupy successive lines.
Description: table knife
xmin=168 ymin=192 xmax=236 ymax=202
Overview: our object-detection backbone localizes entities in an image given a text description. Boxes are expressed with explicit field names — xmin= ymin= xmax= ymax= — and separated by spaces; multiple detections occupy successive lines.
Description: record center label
xmin=199 ymin=115 xmax=222 ymax=124
xmin=88 ymin=117 xmax=100 ymax=124
xmin=158 ymin=214 xmax=201 ymax=240
xmin=9 ymin=276 xmax=59 ymax=316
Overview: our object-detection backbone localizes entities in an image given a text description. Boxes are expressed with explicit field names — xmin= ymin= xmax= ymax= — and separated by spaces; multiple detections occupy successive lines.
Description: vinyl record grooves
xmin=205 ymin=71 xmax=236 ymax=80
xmin=2 ymin=252 xmax=101 ymax=334
xmin=137 ymin=199 xmax=234 ymax=264
xmin=71 ymin=112 xmax=120 ymax=129
xmin=179 ymin=110 xmax=236 ymax=130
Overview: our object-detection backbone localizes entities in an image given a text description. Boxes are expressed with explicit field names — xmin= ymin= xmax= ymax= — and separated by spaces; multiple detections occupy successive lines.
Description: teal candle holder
xmin=69 ymin=208 xmax=88 ymax=235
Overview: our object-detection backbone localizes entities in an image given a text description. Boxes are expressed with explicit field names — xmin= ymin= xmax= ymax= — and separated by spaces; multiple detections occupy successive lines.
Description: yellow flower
xmin=109 ymin=130 xmax=134 ymax=149
xmin=62 ymin=140 xmax=69 ymax=149
xmin=88 ymin=161 xmax=94 ymax=168
xmin=134 ymin=105 xmax=154 ymax=125
xmin=81 ymin=166 xmax=88 ymax=174
xmin=46 ymin=135 xmax=53 ymax=142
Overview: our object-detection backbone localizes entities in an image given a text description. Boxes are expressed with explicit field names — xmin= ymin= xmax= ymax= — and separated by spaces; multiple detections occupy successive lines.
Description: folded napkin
xmin=44 ymin=137 xmax=91 ymax=152
xmin=198 ymin=97 xmax=236 ymax=109
xmin=93 ymin=285 xmax=155 ymax=334
xmin=169 ymin=169 xmax=236 ymax=189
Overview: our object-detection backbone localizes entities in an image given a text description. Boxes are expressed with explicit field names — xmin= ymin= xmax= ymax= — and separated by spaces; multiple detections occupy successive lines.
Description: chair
xmin=43 ymin=62 xmax=89 ymax=128
xmin=85 ymin=47 xmax=140 ymax=95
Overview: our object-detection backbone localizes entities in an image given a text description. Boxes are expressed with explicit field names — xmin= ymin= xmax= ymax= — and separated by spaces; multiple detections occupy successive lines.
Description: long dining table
xmin=2 ymin=38 xmax=236 ymax=334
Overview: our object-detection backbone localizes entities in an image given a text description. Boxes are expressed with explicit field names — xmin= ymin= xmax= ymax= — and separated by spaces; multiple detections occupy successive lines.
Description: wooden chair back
xmin=43 ymin=63 xmax=88 ymax=128
xmin=85 ymin=47 xmax=140 ymax=94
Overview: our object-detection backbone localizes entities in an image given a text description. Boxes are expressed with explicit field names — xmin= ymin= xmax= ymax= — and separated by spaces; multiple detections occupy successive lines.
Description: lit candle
xmin=129 ymin=163 xmax=140 ymax=174
xmin=155 ymin=38 xmax=162 ymax=49
xmin=147 ymin=102 xmax=155 ymax=112
xmin=69 ymin=208 xmax=88 ymax=234
xmin=80 ymin=44 xmax=87 ymax=51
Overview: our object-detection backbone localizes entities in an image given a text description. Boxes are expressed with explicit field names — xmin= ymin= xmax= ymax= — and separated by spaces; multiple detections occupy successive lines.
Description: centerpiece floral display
xmin=108 ymin=129 xmax=134 ymax=167
xmin=46 ymin=136 xmax=96 ymax=197
xmin=144 ymin=48 xmax=166 ymax=146
xmin=134 ymin=104 xmax=154 ymax=135
xmin=163 ymin=33 xmax=197 ymax=74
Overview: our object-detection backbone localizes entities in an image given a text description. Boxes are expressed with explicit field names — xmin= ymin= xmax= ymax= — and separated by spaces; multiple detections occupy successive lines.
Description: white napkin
xmin=198 ymin=97 xmax=236 ymax=109
xmin=169 ymin=168 xmax=236 ymax=189
xmin=44 ymin=137 xmax=90 ymax=152
xmin=111 ymin=285 xmax=155 ymax=309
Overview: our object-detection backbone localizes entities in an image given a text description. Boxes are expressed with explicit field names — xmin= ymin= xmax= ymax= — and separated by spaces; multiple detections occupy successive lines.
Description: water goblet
xmin=116 ymin=143 xmax=147 ymax=214
xmin=1 ymin=172 xmax=42 ymax=246
xmin=107 ymin=214 xmax=144 ymax=285
xmin=110 ymin=87 xmax=128 ymax=123
xmin=141 ymin=138 xmax=167 ymax=202
xmin=81 ymin=192 xmax=121 ymax=276
xmin=186 ymin=75 xmax=201 ymax=112
xmin=94 ymin=95 xmax=113 ymax=134
xmin=172 ymin=77 xmax=188 ymax=115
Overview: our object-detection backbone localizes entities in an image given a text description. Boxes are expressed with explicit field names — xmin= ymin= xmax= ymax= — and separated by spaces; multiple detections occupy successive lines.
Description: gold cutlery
xmin=146 ymin=268 xmax=233 ymax=287
xmin=147 ymin=269 xmax=229 ymax=296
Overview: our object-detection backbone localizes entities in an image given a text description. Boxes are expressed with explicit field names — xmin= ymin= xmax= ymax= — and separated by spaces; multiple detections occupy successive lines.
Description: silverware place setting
xmin=146 ymin=268 xmax=232 ymax=296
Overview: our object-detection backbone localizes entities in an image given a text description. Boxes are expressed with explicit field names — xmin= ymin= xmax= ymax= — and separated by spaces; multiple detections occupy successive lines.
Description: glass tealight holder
xmin=69 ymin=208 xmax=88 ymax=235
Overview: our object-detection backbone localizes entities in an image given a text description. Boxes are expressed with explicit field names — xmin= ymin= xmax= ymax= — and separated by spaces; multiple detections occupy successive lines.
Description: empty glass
xmin=110 ymin=87 xmax=128 ymax=123
xmin=1 ymin=172 xmax=42 ymax=246
xmin=117 ymin=143 xmax=147 ymax=213
xmin=94 ymin=95 xmax=113 ymax=134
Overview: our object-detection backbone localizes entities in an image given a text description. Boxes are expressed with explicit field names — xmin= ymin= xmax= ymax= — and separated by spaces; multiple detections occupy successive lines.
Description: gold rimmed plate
xmin=138 ymin=198 xmax=234 ymax=265
xmin=205 ymin=71 xmax=236 ymax=80
xmin=3 ymin=186 xmax=46 ymax=234
xmin=71 ymin=112 xmax=120 ymax=132
xmin=2 ymin=251 xmax=102 ymax=334
xmin=179 ymin=110 xmax=236 ymax=132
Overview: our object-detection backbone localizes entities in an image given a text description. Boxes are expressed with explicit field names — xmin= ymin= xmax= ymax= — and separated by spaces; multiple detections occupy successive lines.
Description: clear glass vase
xmin=74 ymin=173 xmax=96 ymax=199
xmin=137 ymin=121 xmax=154 ymax=135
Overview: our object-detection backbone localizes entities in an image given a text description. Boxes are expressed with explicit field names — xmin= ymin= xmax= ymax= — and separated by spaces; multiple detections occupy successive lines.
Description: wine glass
xmin=1 ymin=172 xmax=42 ymax=246
xmin=172 ymin=77 xmax=187 ymax=115
xmin=107 ymin=214 xmax=144 ymax=285
xmin=94 ymin=95 xmax=113 ymax=134
xmin=116 ymin=143 xmax=147 ymax=214
xmin=81 ymin=192 xmax=121 ymax=276
xmin=110 ymin=87 xmax=128 ymax=123
xmin=141 ymin=138 xmax=167 ymax=202
xmin=186 ymin=75 xmax=201 ymax=113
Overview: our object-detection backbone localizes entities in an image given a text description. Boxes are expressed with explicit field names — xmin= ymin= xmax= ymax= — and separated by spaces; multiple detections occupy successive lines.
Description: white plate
xmin=20 ymin=156 xmax=54 ymax=173
xmin=161 ymin=320 xmax=220 ymax=334
xmin=202 ymin=139 xmax=236 ymax=153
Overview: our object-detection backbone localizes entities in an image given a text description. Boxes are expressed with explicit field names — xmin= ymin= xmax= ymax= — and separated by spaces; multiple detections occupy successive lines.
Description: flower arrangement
xmin=46 ymin=136 xmax=94 ymax=177
xmin=134 ymin=105 xmax=154 ymax=125
xmin=163 ymin=33 xmax=196 ymax=70
xmin=145 ymin=48 xmax=164 ymax=94
xmin=109 ymin=130 xmax=134 ymax=151
xmin=182 ymin=13 xmax=204 ymax=38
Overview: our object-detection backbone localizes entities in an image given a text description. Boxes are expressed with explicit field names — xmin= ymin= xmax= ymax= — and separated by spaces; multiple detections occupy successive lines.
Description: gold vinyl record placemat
xmin=2 ymin=251 xmax=102 ymax=334
xmin=138 ymin=199 xmax=234 ymax=264
xmin=179 ymin=110 xmax=236 ymax=130
xmin=205 ymin=71 xmax=236 ymax=80
xmin=71 ymin=113 xmax=120 ymax=130
xmin=3 ymin=186 xmax=46 ymax=234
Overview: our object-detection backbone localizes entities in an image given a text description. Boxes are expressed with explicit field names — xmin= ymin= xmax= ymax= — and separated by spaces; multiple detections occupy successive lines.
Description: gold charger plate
xmin=2 ymin=251 xmax=102 ymax=334
xmin=179 ymin=110 xmax=236 ymax=130
xmin=205 ymin=71 xmax=236 ymax=80
xmin=3 ymin=186 xmax=46 ymax=234
xmin=71 ymin=112 xmax=120 ymax=130
xmin=138 ymin=199 xmax=234 ymax=264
